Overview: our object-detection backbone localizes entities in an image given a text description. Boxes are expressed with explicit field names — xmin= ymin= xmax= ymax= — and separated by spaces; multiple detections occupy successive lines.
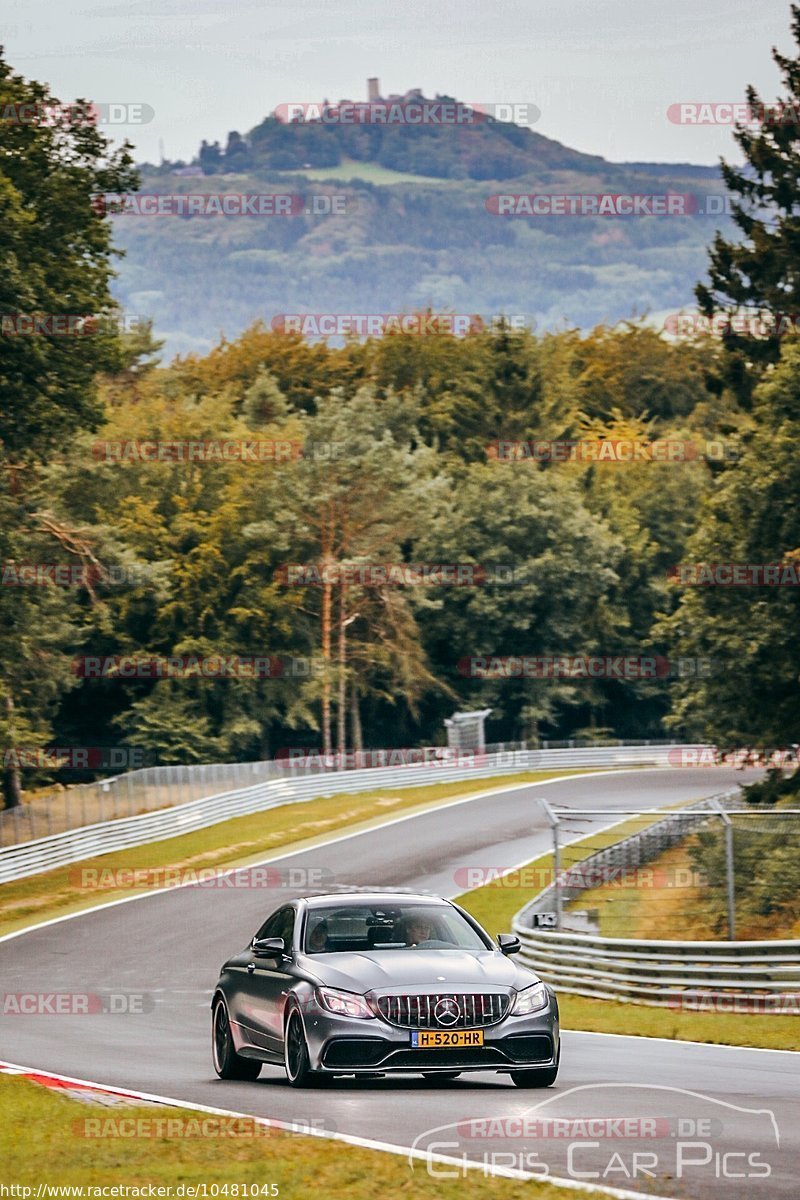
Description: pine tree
xmin=696 ymin=4 xmax=800 ymax=399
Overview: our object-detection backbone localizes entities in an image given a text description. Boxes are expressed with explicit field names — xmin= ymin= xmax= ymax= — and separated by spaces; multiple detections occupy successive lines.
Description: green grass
xmin=0 ymin=769 xmax=594 ymax=941
xmin=455 ymin=814 xmax=800 ymax=1052
xmin=557 ymin=993 xmax=800 ymax=1050
xmin=0 ymin=1073 xmax=611 ymax=1198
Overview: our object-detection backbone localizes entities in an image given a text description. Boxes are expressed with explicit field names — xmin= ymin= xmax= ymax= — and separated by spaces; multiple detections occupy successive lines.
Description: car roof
xmin=301 ymin=892 xmax=451 ymax=909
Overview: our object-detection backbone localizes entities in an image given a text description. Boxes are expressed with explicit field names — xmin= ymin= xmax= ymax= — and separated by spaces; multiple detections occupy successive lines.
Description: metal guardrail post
xmin=710 ymin=798 xmax=736 ymax=941
xmin=539 ymin=798 xmax=562 ymax=928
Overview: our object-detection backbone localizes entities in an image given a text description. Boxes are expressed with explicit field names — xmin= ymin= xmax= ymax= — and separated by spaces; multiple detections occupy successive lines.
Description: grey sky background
xmin=1 ymin=0 xmax=792 ymax=166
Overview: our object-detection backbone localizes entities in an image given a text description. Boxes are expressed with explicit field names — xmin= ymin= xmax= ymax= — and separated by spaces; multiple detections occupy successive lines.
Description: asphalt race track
xmin=1 ymin=766 xmax=797 ymax=1200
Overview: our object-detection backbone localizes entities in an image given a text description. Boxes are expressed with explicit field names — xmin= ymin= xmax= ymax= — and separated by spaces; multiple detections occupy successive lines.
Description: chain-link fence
xmin=0 ymin=760 xmax=286 ymax=848
xmin=527 ymin=795 xmax=800 ymax=941
xmin=0 ymin=749 xmax=483 ymax=847
xmin=0 ymin=740 xmax=690 ymax=849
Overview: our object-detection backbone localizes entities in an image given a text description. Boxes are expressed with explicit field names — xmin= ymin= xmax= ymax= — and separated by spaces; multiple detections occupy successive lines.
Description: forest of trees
xmin=0 ymin=311 xmax=778 ymax=803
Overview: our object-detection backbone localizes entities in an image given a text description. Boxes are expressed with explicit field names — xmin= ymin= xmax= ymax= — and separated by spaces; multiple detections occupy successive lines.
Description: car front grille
xmin=374 ymin=992 xmax=511 ymax=1029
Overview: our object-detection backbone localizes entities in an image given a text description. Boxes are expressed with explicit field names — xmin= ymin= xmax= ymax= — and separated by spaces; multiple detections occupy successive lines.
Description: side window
xmin=256 ymin=906 xmax=295 ymax=949
xmin=277 ymin=907 xmax=296 ymax=949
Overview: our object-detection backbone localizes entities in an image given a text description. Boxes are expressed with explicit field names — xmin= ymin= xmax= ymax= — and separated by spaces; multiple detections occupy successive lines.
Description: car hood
xmin=299 ymin=949 xmax=540 ymax=993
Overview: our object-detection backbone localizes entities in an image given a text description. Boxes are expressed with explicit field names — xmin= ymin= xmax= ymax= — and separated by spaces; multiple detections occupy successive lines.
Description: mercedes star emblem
xmin=433 ymin=997 xmax=461 ymax=1027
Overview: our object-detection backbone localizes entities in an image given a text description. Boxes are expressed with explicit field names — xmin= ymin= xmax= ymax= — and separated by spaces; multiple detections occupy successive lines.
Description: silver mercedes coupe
xmin=211 ymin=891 xmax=560 ymax=1088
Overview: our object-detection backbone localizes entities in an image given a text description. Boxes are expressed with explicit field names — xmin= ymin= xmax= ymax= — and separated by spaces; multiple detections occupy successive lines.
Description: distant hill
xmin=186 ymin=83 xmax=613 ymax=182
xmin=113 ymin=85 xmax=733 ymax=360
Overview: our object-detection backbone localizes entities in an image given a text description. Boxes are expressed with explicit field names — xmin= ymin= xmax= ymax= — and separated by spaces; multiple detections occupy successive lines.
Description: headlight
xmin=512 ymin=981 xmax=548 ymax=1015
xmin=316 ymin=986 xmax=374 ymax=1019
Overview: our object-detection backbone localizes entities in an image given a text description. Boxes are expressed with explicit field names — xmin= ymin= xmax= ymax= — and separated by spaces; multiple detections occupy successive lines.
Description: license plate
xmin=410 ymin=1029 xmax=484 ymax=1048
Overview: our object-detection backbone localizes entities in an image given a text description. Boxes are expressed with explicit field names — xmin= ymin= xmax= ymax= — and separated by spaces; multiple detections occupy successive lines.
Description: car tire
xmin=212 ymin=999 xmax=261 ymax=1080
xmin=510 ymin=1043 xmax=560 ymax=1088
xmin=284 ymin=1009 xmax=324 ymax=1088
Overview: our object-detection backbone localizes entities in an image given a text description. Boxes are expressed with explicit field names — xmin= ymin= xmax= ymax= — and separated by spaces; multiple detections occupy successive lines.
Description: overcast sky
xmin=2 ymin=0 xmax=794 ymax=166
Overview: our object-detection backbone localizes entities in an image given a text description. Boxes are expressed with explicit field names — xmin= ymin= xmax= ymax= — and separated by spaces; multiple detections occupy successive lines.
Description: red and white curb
xmin=0 ymin=1062 xmax=156 ymax=1107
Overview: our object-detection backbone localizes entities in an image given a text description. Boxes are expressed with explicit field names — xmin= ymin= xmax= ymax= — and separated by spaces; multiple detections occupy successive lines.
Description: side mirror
xmin=251 ymin=936 xmax=286 ymax=959
xmin=497 ymin=933 xmax=521 ymax=956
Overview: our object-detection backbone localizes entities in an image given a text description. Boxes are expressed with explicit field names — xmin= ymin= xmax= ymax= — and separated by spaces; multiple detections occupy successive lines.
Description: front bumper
xmin=302 ymin=995 xmax=559 ymax=1074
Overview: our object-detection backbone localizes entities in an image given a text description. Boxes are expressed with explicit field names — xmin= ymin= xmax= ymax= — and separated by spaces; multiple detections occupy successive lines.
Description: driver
xmin=404 ymin=915 xmax=434 ymax=946
xmin=307 ymin=919 xmax=330 ymax=952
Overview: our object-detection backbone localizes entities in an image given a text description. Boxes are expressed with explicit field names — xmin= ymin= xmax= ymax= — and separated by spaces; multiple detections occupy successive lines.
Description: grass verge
xmin=0 ymin=1073 xmax=603 ymax=1199
xmin=455 ymin=816 xmax=800 ymax=1052
xmin=0 ymin=769 xmax=592 ymax=941
xmin=557 ymin=994 xmax=799 ymax=1050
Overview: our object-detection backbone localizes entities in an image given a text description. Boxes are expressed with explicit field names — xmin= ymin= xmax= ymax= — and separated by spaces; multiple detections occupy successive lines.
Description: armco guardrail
xmin=510 ymin=922 xmax=800 ymax=1008
xmin=0 ymin=737 xmax=686 ymax=848
xmin=512 ymin=792 xmax=800 ymax=1008
xmin=0 ymin=744 xmax=706 ymax=885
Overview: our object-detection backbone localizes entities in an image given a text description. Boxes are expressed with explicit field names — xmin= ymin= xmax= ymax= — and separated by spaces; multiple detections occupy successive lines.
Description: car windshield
xmin=303 ymin=903 xmax=489 ymax=954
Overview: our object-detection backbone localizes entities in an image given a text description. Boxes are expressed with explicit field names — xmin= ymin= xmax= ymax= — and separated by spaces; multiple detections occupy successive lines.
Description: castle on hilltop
xmin=366 ymin=78 xmax=423 ymax=104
